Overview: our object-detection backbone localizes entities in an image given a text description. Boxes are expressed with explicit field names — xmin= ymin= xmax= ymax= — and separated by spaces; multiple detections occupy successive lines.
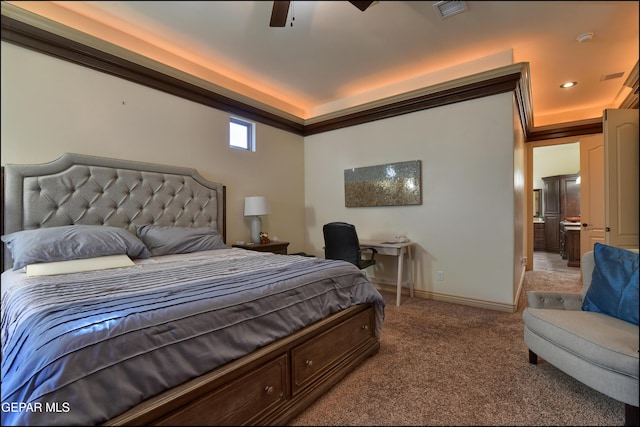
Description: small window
xmin=229 ymin=117 xmax=255 ymax=151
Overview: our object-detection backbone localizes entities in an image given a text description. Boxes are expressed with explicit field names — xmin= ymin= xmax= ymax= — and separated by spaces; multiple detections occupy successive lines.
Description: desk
xmin=359 ymin=240 xmax=414 ymax=306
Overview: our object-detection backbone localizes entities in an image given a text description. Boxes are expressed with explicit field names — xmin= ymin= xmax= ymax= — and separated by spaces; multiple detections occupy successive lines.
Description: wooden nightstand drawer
xmin=233 ymin=242 xmax=290 ymax=254
xmin=291 ymin=306 xmax=374 ymax=395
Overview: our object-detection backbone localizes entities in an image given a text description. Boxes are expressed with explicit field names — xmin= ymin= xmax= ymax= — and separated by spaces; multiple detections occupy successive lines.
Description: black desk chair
xmin=322 ymin=222 xmax=377 ymax=270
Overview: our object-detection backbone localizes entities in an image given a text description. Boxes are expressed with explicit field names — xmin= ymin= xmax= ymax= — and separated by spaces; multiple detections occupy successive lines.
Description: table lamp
xmin=244 ymin=196 xmax=269 ymax=244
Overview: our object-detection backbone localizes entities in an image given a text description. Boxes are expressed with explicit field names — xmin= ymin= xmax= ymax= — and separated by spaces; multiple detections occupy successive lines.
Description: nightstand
xmin=232 ymin=241 xmax=290 ymax=255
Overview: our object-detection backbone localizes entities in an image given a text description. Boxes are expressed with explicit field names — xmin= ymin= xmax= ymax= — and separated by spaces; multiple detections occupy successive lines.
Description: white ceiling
xmin=7 ymin=1 xmax=639 ymax=126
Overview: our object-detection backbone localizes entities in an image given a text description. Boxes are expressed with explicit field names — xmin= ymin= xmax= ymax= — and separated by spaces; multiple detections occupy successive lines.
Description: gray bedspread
xmin=1 ymin=248 xmax=385 ymax=426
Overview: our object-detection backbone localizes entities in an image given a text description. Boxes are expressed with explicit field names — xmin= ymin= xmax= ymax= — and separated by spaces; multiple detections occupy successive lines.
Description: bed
xmin=1 ymin=153 xmax=385 ymax=426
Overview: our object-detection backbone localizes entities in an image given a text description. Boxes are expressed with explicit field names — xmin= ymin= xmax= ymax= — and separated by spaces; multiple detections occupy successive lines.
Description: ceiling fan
xmin=270 ymin=1 xmax=375 ymax=27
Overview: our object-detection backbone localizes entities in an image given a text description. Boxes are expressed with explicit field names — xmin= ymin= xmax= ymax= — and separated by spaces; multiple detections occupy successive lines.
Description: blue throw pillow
xmin=582 ymin=243 xmax=639 ymax=325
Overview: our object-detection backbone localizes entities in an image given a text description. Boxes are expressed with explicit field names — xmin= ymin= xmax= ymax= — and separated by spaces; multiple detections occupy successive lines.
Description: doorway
xmin=532 ymin=142 xmax=581 ymax=274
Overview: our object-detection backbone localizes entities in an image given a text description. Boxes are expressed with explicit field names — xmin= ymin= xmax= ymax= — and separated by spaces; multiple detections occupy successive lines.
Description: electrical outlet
xmin=437 ymin=270 xmax=444 ymax=281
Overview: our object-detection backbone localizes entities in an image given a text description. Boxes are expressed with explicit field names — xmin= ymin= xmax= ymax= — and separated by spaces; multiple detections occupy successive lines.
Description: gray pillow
xmin=1 ymin=225 xmax=151 ymax=270
xmin=136 ymin=225 xmax=227 ymax=256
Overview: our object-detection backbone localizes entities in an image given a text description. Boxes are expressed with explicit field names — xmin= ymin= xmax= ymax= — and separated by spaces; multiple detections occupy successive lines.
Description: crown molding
xmin=620 ymin=61 xmax=639 ymax=109
xmin=0 ymin=9 xmax=306 ymax=135
xmin=2 ymin=5 xmax=606 ymax=140
xmin=304 ymin=64 xmax=530 ymax=136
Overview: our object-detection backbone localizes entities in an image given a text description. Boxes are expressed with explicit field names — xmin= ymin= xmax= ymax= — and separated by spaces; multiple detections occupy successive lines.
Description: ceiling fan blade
xmin=349 ymin=1 xmax=374 ymax=11
xmin=270 ymin=1 xmax=290 ymax=27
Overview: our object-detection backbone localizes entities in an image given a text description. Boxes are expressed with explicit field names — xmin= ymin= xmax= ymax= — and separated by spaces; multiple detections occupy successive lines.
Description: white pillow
xmin=26 ymin=254 xmax=135 ymax=277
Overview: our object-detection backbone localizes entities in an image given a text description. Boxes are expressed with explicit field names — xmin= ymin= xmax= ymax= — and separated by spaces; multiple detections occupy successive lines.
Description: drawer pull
xmin=361 ymin=325 xmax=368 ymax=330
xmin=305 ymin=359 xmax=313 ymax=367
xmin=264 ymin=386 xmax=274 ymax=395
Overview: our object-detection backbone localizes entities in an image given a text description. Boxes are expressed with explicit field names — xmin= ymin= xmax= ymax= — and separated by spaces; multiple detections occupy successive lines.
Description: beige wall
xmin=533 ymin=142 xmax=580 ymax=189
xmin=1 ymin=42 xmax=306 ymax=252
xmin=2 ymin=41 xmax=526 ymax=311
xmin=305 ymin=93 xmax=523 ymax=310
xmin=513 ymin=97 xmax=527 ymax=304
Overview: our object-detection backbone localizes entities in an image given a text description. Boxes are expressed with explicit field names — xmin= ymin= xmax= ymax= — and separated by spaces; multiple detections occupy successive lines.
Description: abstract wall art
xmin=344 ymin=160 xmax=422 ymax=207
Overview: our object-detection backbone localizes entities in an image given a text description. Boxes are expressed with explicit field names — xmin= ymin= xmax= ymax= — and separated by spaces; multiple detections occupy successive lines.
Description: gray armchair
xmin=523 ymin=249 xmax=639 ymax=426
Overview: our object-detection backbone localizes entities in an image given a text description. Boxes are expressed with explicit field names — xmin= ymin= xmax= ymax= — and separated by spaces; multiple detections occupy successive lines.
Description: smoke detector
xmin=576 ymin=32 xmax=594 ymax=43
xmin=433 ymin=1 xmax=468 ymax=19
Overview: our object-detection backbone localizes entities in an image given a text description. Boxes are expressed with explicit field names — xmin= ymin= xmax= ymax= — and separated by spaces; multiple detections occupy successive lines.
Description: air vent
xmin=433 ymin=1 xmax=468 ymax=19
xmin=600 ymin=72 xmax=625 ymax=81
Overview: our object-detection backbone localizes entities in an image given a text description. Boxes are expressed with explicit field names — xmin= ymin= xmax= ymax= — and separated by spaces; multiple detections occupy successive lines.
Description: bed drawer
xmin=156 ymin=354 xmax=288 ymax=426
xmin=291 ymin=306 xmax=374 ymax=395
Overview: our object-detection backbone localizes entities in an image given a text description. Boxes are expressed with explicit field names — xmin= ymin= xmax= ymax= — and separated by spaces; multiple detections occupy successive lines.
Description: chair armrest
xmin=526 ymin=290 xmax=584 ymax=311
xmin=360 ymin=247 xmax=378 ymax=260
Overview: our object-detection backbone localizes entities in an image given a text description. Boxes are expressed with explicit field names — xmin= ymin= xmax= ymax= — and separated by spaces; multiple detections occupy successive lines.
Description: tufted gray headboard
xmin=2 ymin=153 xmax=226 ymax=270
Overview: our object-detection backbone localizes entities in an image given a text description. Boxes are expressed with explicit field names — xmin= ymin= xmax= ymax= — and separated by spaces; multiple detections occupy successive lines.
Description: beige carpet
xmin=289 ymin=270 xmax=625 ymax=426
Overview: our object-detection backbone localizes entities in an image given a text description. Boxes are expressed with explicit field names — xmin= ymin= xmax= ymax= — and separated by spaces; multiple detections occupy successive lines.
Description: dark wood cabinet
xmin=543 ymin=176 xmax=560 ymax=252
xmin=542 ymin=174 xmax=580 ymax=253
xmin=560 ymin=222 xmax=581 ymax=267
xmin=566 ymin=228 xmax=581 ymax=267
xmin=534 ymin=222 xmax=545 ymax=251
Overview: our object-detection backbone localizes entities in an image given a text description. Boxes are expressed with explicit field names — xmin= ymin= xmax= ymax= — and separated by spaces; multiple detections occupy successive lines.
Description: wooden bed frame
xmin=2 ymin=153 xmax=380 ymax=425
xmin=109 ymin=303 xmax=379 ymax=425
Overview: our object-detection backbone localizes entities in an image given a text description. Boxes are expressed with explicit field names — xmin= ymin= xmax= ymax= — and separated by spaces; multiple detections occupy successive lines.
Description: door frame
xmin=525 ymin=136 xmax=590 ymax=271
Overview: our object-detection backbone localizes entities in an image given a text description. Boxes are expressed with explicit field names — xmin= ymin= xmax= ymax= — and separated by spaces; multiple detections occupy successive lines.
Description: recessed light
xmin=561 ymin=82 xmax=577 ymax=88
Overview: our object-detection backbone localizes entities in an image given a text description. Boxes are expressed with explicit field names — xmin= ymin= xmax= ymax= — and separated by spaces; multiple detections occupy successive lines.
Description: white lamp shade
xmin=244 ymin=196 xmax=269 ymax=216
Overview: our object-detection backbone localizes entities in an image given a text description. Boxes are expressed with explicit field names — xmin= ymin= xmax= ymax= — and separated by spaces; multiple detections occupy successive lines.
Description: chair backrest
xmin=323 ymin=222 xmax=362 ymax=267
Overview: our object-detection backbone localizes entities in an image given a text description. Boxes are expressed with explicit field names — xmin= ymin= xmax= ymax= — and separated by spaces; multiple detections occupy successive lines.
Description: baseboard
xmin=372 ymin=279 xmax=517 ymax=313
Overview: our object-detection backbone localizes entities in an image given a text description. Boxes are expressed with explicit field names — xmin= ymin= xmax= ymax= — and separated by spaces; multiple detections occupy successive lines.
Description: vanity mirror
xmin=533 ymin=188 xmax=542 ymax=218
